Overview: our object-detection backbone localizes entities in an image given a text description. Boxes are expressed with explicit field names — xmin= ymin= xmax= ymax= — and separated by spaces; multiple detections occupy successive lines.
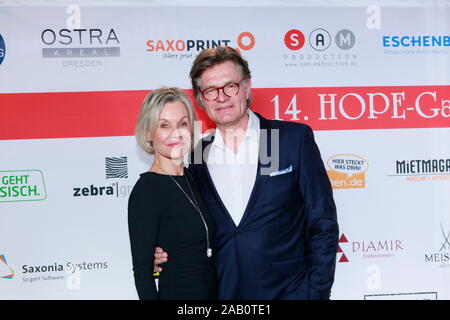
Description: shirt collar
xmin=212 ymin=109 xmax=260 ymax=151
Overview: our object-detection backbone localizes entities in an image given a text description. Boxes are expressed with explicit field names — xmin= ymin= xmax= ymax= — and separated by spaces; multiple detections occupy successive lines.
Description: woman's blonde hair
xmin=135 ymin=87 xmax=197 ymax=154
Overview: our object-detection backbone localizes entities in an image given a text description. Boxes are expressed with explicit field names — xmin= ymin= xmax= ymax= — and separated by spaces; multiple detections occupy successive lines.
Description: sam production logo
xmin=146 ymin=31 xmax=255 ymax=62
xmin=326 ymin=154 xmax=368 ymax=190
xmin=72 ymin=156 xmax=132 ymax=198
xmin=283 ymin=28 xmax=357 ymax=68
xmin=0 ymin=33 xmax=5 ymax=65
xmin=41 ymin=27 xmax=120 ymax=68
xmin=338 ymin=233 xmax=404 ymax=263
xmin=0 ymin=170 xmax=47 ymax=203
xmin=388 ymin=158 xmax=450 ymax=182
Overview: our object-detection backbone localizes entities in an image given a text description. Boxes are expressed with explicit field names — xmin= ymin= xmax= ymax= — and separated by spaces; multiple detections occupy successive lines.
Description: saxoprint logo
xmin=337 ymin=233 xmax=404 ymax=263
xmin=0 ymin=33 xmax=5 ymax=65
xmin=0 ymin=254 xmax=14 ymax=279
xmin=283 ymin=28 xmax=357 ymax=68
xmin=326 ymin=154 xmax=369 ymax=189
xmin=146 ymin=31 xmax=255 ymax=62
xmin=72 ymin=157 xmax=132 ymax=198
xmin=0 ymin=170 xmax=47 ymax=202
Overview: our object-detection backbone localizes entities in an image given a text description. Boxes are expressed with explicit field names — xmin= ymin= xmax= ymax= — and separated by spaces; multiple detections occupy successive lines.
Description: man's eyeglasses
xmin=200 ymin=79 xmax=245 ymax=101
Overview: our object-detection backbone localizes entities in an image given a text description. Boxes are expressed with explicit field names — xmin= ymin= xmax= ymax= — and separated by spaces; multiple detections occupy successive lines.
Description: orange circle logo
xmin=237 ymin=32 xmax=255 ymax=51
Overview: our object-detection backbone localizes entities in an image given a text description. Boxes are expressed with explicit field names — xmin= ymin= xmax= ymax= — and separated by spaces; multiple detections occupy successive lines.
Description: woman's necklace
xmin=158 ymin=167 xmax=212 ymax=258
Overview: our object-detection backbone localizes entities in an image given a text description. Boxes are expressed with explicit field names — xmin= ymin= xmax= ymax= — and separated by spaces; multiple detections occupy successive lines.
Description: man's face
xmin=198 ymin=60 xmax=251 ymax=128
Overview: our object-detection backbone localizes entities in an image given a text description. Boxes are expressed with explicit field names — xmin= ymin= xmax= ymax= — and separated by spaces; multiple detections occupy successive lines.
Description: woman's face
xmin=148 ymin=101 xmax=192 ymax=161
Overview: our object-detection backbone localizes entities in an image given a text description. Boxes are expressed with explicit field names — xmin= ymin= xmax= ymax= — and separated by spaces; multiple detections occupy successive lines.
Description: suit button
xmin=235 ymin=229 xmax=239 ymax=235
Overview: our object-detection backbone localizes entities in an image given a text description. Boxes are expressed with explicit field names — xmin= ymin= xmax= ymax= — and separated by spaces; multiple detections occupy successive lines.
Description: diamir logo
xmin=337 ymin=234 xmax=349 ymax=263
xmin=0 ymin=254 xmax=14 ymax=279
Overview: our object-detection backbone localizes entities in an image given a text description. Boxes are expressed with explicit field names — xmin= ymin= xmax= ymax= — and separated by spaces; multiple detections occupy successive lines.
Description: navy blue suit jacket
xmin=189 ymin=112 xmax=339 ymax=300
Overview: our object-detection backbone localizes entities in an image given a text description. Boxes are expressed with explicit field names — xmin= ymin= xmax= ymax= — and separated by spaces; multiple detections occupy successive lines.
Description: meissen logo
xmin=0 ymin=170 xmax=47 ymax=202
xmin=424 ymin=223 xmax=450 ymax=268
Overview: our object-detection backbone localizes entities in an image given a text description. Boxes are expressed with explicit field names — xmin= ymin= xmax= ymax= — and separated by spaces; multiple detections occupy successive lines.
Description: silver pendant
xmin=207 ymin=248 xmax=212 ymax=257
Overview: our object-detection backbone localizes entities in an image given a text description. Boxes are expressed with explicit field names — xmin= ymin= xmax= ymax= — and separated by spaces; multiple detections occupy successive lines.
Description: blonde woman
xmin=128 ymin=88 xmax=216 ymax=300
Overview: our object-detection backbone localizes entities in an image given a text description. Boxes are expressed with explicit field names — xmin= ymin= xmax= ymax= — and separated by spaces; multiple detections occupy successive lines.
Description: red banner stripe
xmin=1 ymin=85 xmax=449 ymax=140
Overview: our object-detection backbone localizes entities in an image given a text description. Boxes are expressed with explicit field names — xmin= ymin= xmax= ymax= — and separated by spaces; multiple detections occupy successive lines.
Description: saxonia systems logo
xmin=0 ymin=254 xmax=14 ymax=279
xmin=326 ymin=154 xmax=369 ymax=189
xmin=424 ymin=223 xmax=450 ymax=268
xmin=388 ymin=158 xmax=450 ymax=182
xmin=338 ymin=233 xmax=405 ymax=262
xmin=41 ymin=27 xmax=120 ymax=68
xmin=146 ymin=31 xmax=255 ymax=62
xmin=72 ymin=156 xmax=132 ymax=198
xmin=0 ymin=33 xmax=5 ymax=65
xmin=283 ymin=28 xmax=357 ymax=68
xmin=0 ymin=170 xmax=47 ymax=203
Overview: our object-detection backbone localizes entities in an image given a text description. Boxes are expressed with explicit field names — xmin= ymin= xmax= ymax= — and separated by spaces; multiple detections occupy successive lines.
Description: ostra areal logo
xmin=326 ymin=154 xmax=369 ymax=189
xmin=0 ymin=170 xmax=47 ymax=203
xmin=41 ymin=28 xmax=120 ymax=58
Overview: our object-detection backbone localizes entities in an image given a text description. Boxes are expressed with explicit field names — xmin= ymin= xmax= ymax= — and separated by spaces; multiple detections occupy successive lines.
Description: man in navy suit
xmin=154 ymin=46 xmax=339 ymax=300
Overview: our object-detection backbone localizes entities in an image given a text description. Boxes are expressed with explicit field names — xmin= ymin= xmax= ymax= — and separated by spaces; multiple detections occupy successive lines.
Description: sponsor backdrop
xmin=1 ymin=0 xmax=449 ymax=300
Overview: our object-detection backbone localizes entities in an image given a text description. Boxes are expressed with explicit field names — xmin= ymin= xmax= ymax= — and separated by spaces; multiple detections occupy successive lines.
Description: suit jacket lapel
xmin=238 ymin=113 xmax=273 ymax=227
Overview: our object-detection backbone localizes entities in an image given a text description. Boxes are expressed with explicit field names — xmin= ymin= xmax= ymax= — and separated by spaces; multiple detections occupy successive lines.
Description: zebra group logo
xmin=0 ymin=254 xmax=14 ymax=279
xmin=73 ymin=156 xmax=131 ymax=198
xmin=105 ymin=156 xmax=128 ymax=179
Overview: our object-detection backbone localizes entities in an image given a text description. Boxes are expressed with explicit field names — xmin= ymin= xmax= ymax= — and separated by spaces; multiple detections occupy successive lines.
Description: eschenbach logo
xmin=73 ymin=157 xmax=131 ymax=198
xmin=0 ymin=33 xmax=5 ymax=65
xmin=383 ymin=35 xmax=450 ymax=55
xmin=41 ymin=28 xmax=120 ymax=67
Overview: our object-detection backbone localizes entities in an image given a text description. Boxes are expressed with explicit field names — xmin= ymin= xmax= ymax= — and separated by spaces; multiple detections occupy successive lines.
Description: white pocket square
xmin=269 ymin=165 xmax=293 ymax=177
